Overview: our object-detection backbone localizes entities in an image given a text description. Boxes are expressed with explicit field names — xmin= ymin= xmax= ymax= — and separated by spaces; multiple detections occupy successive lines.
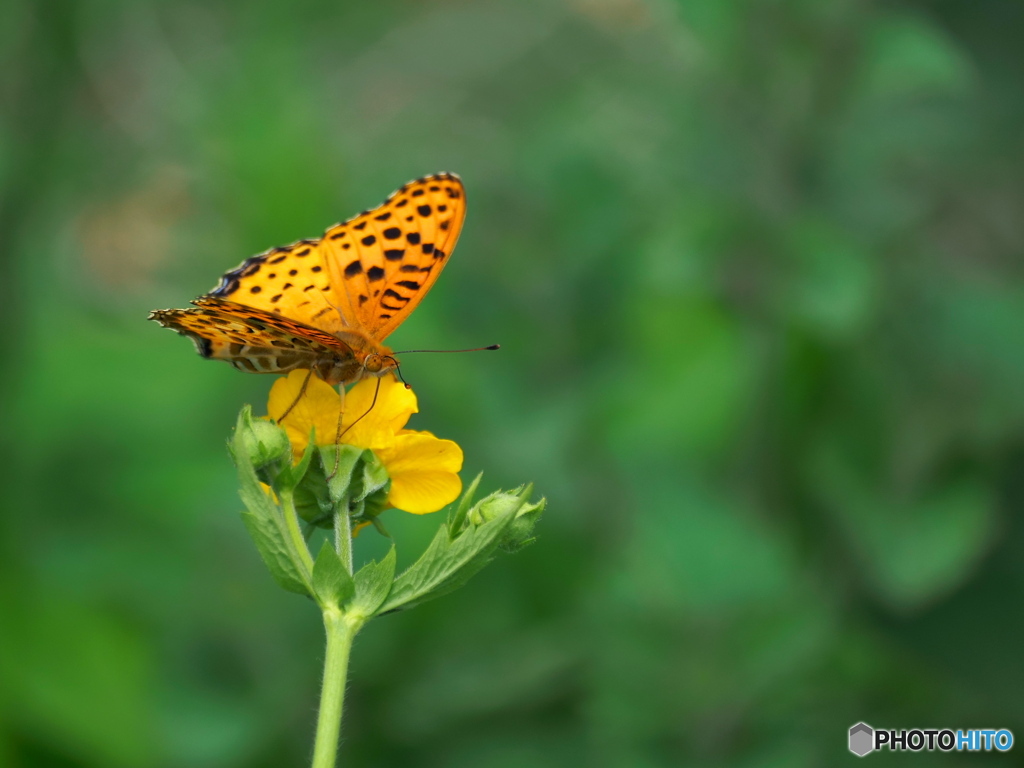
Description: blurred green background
xmin=2 ymin=0 xmax=1023 ymax=765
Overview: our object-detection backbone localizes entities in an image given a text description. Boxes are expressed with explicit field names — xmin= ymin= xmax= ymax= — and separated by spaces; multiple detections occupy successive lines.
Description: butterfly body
xmin=150 ymin=173 xmax=464 ymax=385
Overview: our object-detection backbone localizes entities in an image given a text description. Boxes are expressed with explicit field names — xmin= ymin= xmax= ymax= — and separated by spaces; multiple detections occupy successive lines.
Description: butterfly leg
xmin=328 ymin=377 xmax=383 ymax=478
xmin=327 ymin=384 xmax=347 ymax=479
xmin=276 ymin=367 xmax=315 ymax=424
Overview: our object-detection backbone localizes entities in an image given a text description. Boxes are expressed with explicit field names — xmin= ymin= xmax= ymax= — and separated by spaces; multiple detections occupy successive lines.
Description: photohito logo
xmin=848 ymin=723 xmax=1013 ymax=756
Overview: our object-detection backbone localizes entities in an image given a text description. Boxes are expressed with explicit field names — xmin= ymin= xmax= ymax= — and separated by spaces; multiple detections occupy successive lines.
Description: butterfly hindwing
xmin=321 ymin=172 xmax=466 ymax=340
xmin=150 ymin=297 xmax=355 ymax=375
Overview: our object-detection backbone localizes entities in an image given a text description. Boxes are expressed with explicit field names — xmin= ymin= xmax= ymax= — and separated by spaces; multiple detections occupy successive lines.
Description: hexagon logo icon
xmin=849 ymin=722 xmax=874 ymax=757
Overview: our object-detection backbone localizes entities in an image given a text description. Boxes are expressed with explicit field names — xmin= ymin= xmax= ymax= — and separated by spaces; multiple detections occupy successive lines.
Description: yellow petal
xmin=267 ymin=371 xmax=342 ymax=457
xmin=378 ymin=433 xmax=464 ymax=514
xmin=340 ymin=376 xmax=419 ymax=450
xmin=258 ymin=482 xmax=279 ymax=503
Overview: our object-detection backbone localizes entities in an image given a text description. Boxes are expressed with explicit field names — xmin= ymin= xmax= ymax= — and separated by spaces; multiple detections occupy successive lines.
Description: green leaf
xmin=312 ymin=541 xmax=355 ymax=608
xmin=350 ymin=546 xmax=397 ymax=617
xmin=239 ymin=508 xmax=308 ymax=595
xmin=380 ymin=494 xmax=525 ymax=614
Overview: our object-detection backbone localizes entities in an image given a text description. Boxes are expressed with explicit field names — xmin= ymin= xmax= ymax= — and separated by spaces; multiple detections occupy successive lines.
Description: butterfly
xmin=149 ymin=173 xmax=465 ymax=386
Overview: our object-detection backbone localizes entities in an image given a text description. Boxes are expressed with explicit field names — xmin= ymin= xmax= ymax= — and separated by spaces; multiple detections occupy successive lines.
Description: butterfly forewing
xmin=322 ymin=173 xmax=465 ymax=340
xmin=205 ymin=239 xmax=349 ymax=334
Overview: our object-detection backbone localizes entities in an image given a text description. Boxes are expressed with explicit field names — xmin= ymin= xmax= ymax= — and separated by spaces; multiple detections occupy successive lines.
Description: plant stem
xmin=311 ymin=608 xmax=361 ymax=768
xmin=334 ymin=502 xmax=353 ymax=574
xmin=279 ymin=487 xmax=315 ymax=589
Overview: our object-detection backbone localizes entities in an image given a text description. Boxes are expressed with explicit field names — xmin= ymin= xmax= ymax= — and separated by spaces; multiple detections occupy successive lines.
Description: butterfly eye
xmin=363 ymin=354 xmax=384 ymax=373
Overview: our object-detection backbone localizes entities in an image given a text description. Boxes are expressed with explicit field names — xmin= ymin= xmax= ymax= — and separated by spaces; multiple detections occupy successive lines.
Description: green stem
xmin=311 ymin=609 xmax=361 ymax=768
xmin=334 ymin=501 xmax=353 ymax=574
xmin=279 ymin=487 xmax=316 ymax=588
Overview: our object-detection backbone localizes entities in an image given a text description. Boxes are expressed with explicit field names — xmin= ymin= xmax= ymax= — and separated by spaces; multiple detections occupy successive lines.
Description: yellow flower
xmin=267 ymin=371 xmax=463 ymax=514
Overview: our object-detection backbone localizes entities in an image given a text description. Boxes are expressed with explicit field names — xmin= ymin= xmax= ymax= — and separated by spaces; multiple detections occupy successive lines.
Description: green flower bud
xmin=232 ymin=405 xmax=291 ymax=469
xmin=466 ymin=485 xmax=545 ymax=553
xmin=500 ymin=496 xmax=546 ymax=553
xmin=466 ymin=490 xmax=522 ymax=527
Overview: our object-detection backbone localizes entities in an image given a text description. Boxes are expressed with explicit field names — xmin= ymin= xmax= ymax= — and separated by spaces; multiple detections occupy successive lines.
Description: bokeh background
xmin=2 ymin=0 xmax=1023 ymax=765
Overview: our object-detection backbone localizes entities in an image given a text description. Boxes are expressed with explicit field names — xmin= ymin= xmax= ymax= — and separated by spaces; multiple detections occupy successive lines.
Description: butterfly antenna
xmin=394 ymin=344 xmax=500 ymax=354
xmin=391 ymin=361 xmax=412 ymax=390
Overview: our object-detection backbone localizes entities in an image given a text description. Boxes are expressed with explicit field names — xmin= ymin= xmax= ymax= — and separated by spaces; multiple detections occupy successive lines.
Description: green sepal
xmin=230 ymin=407 xmax=310 ymax=596
xmin=321 ymin=444 xmax=368 ymax=504
xmin=447 ymin=472 xmax=483 ymax=537
xmin=500 ymin=493 xmax=545 ymax=553
xmin=379 ymin=487 xmax=539 ymax=614
xmin=273 ymin=428 xmax=317 ymax=491
xmin=293 ymin=467 xmax=332 ymax=528
xmin=350 ymin=546 xmax=397 ymax=617
xmin=318 ymin=444 xmax=391 ymax=528
xmin=312 ymin=541 xmax=356 ymax=609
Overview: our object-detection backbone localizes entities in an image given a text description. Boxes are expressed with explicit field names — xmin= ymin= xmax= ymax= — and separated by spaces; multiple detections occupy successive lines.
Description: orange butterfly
xmin=150 ymin=173 xmax=465 ymax=385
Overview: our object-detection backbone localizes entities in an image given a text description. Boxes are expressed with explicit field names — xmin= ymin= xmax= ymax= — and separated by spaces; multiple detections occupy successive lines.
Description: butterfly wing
xmin=320 ymin=172 xmax=466 ymax=340
xmin=204 ymin=237 xmax=349 ymax=335
xmin=158 ymin=172 xmax=464 ymax=356
xmin=149 ymin=297 xmax=355 ymax=375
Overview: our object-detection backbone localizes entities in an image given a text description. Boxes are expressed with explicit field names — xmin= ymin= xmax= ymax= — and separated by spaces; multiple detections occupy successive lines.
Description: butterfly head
xmin=362 ymin=352 xmax=399 ymax=377
xmin=314 ymin=350 xmax=398 ymax=387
